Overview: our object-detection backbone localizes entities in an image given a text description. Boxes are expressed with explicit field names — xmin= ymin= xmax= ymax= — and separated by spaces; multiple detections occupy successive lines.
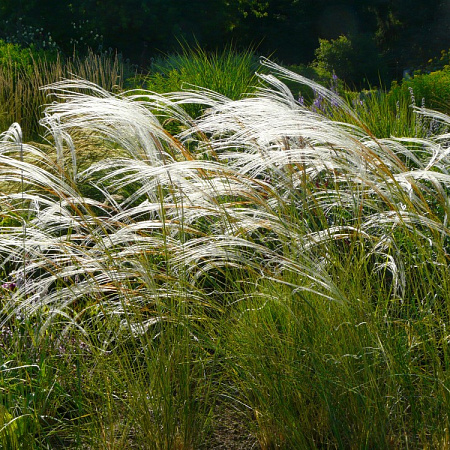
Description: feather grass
xmin=0 ymin=59 xmax=450 ymax=447
xmin=0 ymin=60 xmax=448 ymax=330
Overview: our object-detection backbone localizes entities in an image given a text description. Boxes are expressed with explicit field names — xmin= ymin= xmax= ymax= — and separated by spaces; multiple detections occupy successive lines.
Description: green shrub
xmin=0 ymin=39 xmax=57 ymax=75
xmin=314 ymin=35 xmax=353 ymax=77
xmin=422 ymin=48 xmax=450 ymax=72
xmin=390 ymin=66 xmax=450 ymax=113
xmin=312 ymin=34 xmax=386 ymax=87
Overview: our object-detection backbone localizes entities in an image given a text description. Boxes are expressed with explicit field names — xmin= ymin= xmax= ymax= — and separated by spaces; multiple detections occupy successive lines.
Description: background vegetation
xmin=0 ymin=0 xmax=449 ymax=86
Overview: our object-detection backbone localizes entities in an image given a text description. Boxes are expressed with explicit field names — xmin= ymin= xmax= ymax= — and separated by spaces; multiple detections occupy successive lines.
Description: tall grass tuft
xmin=0 ymin=49 xmax=127 ymax=140
xmin=0 ymin=58 xmax=449 ymax=446
xmin=130 ymin=45 xmax=261 ymax=120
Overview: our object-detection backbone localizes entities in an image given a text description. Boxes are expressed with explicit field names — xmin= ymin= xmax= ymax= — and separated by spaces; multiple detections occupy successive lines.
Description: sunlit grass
xmin=0 ymin=58 xmax=449 ymax=447
xmin=0 ymin=49 xmax=128 ymax=141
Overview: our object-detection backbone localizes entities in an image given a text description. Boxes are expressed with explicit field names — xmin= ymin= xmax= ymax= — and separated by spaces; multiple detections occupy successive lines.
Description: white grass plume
xmin=0 ymin=62 xmax=449 ymax=336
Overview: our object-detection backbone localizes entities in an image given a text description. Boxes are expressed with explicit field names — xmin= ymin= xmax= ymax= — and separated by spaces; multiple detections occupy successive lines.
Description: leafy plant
xmin=313 ymin=34 xmax=386 ymax=87
xmin=390 ymin=66 xmax=450 ymax=114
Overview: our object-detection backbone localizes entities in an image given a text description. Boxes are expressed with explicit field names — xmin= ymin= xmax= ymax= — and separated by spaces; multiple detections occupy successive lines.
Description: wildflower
xmin=330 ymin=72 xmax=339 ymax=95
xmin=408 ymin=86 xmax=415 ymax=106
xmin=1 ymin=282 xmax=16 ymax=290
xmin=312 ymin=92 xmax=325 ymax=113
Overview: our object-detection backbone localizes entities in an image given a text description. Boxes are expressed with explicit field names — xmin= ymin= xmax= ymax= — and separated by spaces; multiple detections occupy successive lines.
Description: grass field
xmin=0 ymin=52 xmax=450 ymax=448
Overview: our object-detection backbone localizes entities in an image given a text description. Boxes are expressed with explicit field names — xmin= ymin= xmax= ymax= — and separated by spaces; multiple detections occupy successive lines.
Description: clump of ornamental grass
xmin=130 ymin=45 xmax=260 ymax=113
xmin=0 ymin=58 xmax=449 ymax=446
xmin=0 ymin=48 xmax=127 ymax=140
xmin=0 ymin=57 xmax=449 ymax=350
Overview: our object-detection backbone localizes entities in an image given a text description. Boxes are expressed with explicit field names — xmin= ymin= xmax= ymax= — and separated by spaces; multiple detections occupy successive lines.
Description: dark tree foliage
xmin=0 ymin=0 xmax=449 ymax=83
xmin=368 ymin=0 xmax=446 ymax=78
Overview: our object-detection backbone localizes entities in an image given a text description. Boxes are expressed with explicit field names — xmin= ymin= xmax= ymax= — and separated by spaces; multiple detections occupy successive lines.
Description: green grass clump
xmin=341 ymin=65 xmax=450 ymax=139
xmin=0 ymin=316 xmax=85 ymax=448
xmin=282 ymin=64 xmax=450 ymax=140
xmin=339 ymin=87 xmax=439 ymax=138
xmin=288 ymin=74 xmax=444 ymax=140
xmin=129 ymin=45 xmax=261 ymax=119
xmin=224 ymin=252 xmax=450 ymax=447
xmin=0 ymin=45 xmax=128 ymax=140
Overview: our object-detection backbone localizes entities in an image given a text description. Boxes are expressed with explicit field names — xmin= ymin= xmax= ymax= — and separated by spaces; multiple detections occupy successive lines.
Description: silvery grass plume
xmin=177 ymin=59 xmax=450 ymax=291
xmin=0 ymin=62 xmax=449 ymax=339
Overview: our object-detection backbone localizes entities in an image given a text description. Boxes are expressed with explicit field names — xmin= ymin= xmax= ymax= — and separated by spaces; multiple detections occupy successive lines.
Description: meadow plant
xmin=390 ymin=66 xmax=450 ymax=114
xmin=130 ymin=45 xmax=261 ymax=120
xmin=0 ymin=19 xmax=58 ymax=52
xmin=1 ymin=17 xmax=105 ymax=56
xmin=0 ymin=58 xmax=449 ymax=446
xmin=0 ymin=46 xmax=127 ymax=140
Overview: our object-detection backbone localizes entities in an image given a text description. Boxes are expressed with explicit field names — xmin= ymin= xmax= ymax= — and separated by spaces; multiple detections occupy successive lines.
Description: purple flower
xmin=1 ymin=282 xmax=16 ymax=290
xmin=312 ymin=93 xmax=325 ymax=113
xmin=330 ymin=72 xmax=339 ymax=95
